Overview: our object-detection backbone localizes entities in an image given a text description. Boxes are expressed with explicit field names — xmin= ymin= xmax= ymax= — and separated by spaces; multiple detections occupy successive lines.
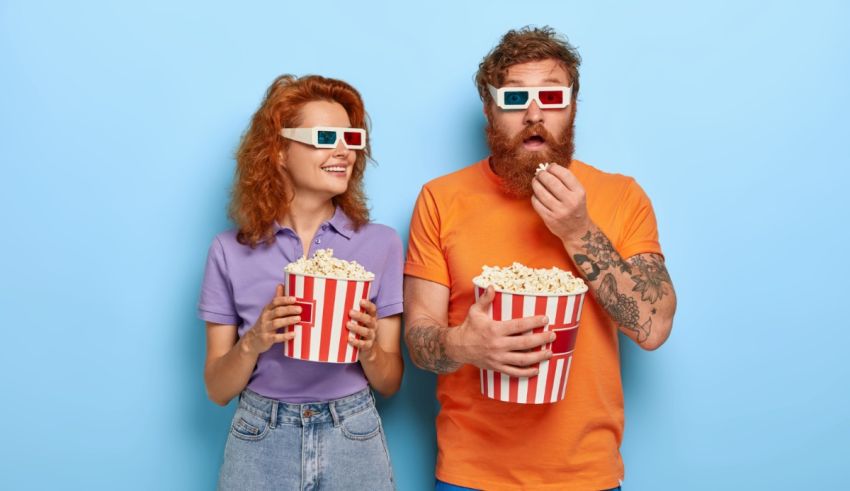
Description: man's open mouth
xmin=523 ymin=134 xmax=546 ymax=149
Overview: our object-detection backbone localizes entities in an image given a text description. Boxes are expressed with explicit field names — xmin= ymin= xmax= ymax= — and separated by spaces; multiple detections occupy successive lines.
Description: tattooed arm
xmin=402 ymin=276 xmax=460 ymax=374
xmin=531 ymin=165 xmax=677 ymax=350
xmin=568 ymin=226 xmax=676 ymax=349
xmin=403 ymin=276 xmax=552 ymax=375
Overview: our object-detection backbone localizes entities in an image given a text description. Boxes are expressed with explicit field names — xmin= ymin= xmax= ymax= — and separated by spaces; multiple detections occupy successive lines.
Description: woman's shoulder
xmin=358 ymin=221 xmax=401 ymax=238
xmin=209 ymin=228 xmax=240 ymax=247
xmin=203 ymin=229 xmax=245 ymax=258
xmin=354 ymin=222 xmax=402 ymax=249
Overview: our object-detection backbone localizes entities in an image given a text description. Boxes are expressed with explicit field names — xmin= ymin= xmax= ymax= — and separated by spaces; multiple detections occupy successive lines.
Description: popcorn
xmin=535 ymin=162 xmax=552 ymax=175
xmin=285 ymin=249 xmax=375 ymax=281
xmin=472 ymin=262 xmax=587 ymax=295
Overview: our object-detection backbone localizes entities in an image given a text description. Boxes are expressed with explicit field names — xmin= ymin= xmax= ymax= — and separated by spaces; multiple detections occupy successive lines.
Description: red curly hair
xmin=475 ymin=26 xmax=582 ymax=106
xmin=229 ymin=74 xmax=372 ymax=247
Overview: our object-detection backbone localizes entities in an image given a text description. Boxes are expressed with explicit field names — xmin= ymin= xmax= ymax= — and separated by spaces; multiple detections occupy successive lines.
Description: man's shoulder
xmin=420 ymin=159 xmax=488 ymax=196
xmin=572 ymin=159 xmax=638 ymax=194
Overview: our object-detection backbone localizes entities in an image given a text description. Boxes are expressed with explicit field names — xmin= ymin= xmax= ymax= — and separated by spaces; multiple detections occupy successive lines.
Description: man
xmin=404 ymin=26 xmax=677 ymax=490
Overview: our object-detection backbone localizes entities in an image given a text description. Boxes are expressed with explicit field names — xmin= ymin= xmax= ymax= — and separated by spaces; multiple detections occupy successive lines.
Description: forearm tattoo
xmin=597 ymin=273 xmax=651 ymax=342
xmin=406 ymin=324 xmax=461 ymax=374
xmin=573 ymin=231 xmax=632 ymax=280
xmin=628 ymin=254 xmax=673 ymax=304
xmin=573 ymin=230 xmax=673 ymax=343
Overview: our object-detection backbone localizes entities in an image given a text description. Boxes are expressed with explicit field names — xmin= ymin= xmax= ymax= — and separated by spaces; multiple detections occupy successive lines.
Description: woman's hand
xmin=241 ymin=284 xmax=302 ymax=356
xmin=347 ymin=299 xmax=379 ymax=362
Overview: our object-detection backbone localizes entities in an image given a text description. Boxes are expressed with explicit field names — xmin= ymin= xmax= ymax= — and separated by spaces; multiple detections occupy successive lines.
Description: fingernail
xmin=550 ymin=333 xmax=556 ymax=342
xmin=296 ymin=307 xmax=302 ymax=313
xmin=542 ymin=316 xmax=549 ymax=324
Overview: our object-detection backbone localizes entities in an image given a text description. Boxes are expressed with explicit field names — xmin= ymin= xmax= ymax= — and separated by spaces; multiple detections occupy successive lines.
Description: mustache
xmin=509 ymin=123 xmax=559 ymax=149
xmin=486 ymin=119 xmax=575 ymax=198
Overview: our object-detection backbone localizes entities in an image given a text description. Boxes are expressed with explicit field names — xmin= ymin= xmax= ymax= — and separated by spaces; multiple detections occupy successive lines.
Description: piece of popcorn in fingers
xmin=535 ymin=162 xmax=552 ymax=175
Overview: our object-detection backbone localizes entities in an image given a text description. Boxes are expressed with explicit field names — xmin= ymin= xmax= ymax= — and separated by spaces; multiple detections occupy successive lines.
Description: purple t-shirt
xmin=198 ymin=208 xmax=404 ymax=403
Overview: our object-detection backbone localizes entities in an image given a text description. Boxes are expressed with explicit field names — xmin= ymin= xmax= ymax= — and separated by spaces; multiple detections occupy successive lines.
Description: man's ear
xmin=483 ymin=103 xmax=494 ymax=122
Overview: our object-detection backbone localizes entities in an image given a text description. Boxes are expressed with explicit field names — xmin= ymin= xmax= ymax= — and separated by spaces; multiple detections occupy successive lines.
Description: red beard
xmin=486 ymin=118 xmax=575 ymax=198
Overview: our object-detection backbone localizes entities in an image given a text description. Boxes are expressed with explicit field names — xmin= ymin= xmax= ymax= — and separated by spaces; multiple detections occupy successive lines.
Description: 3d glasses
xmin=487 ymin=84 xmax=572 ymax=110
xmin=280 ymin=127 xmax=367 ymax=150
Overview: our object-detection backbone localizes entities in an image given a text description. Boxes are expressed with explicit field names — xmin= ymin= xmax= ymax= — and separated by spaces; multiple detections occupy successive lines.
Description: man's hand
xmin=531 ymin=164 xmax=592 ymax=243
xmin=449 ymin=286 xmax=554 ymax=378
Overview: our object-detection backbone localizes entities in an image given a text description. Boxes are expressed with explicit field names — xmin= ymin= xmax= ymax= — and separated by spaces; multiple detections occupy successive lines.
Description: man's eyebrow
xmin=502 ymin=77 xmax=567 ymax=86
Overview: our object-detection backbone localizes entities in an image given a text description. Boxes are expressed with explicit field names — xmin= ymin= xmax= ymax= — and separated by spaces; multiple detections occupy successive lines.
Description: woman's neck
xmin=279 ymin=196 xmax=335 ymax=254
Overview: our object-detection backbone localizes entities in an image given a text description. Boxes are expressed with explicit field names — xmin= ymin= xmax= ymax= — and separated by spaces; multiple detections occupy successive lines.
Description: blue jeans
xmin=217 ymin=387 xmax=395 ymax=490
xmin=436 ymin=479 xmax=621 ymax=490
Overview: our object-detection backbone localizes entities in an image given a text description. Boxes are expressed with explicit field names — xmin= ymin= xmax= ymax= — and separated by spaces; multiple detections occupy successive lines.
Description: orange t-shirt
xmin=404 ymin=158 xmax=663 ymax=490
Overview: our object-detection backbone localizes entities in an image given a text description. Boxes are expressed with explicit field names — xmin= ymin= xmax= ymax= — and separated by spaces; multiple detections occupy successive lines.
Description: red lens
xmin=344 ymin=131 xmax=362 ymax=146
xmin=538 ymin=90 xmax=564 ymax=105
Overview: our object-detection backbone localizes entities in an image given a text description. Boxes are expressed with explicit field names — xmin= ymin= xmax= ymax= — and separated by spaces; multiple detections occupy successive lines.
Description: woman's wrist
xmin=237 ymin=331 xmax=260 ymax=359
xmin=359 ymin=343 xmax=382 ymax=364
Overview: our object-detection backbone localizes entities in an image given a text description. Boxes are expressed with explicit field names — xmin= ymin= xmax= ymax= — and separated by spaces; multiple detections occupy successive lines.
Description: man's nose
xmin=524 ymin=100 xmax=543 ymax=125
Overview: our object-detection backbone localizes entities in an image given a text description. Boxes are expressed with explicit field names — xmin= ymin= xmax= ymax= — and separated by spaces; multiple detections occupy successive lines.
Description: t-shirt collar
xmin=273 ymin=206 xmax=354 ymax=240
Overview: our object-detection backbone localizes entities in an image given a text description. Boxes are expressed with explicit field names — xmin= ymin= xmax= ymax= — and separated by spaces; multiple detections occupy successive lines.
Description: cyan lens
xmin=317 ymin=130 xmax=337 ymax=145
xmin=504 ymin=91 xmax=529 ymax=106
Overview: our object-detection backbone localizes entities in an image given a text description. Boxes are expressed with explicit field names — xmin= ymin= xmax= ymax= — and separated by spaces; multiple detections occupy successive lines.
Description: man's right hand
xmin=240 ymin=284 xmax=302 ymax=356
xmin=447 ymin=286 xmax=555 ymax=377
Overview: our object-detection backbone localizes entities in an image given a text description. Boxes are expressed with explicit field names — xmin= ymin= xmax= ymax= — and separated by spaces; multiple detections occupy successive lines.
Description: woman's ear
xmin=278 ymin=150 xmax=286 ymax=169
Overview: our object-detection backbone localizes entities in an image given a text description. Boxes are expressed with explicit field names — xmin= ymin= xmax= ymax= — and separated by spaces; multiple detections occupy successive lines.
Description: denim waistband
xmin=238 ymin=387 xmax=375 ymax=428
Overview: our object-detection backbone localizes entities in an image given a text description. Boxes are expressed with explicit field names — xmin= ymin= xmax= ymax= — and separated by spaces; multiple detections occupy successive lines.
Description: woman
xmin=199 ymin=74 xmax=403 ymax=490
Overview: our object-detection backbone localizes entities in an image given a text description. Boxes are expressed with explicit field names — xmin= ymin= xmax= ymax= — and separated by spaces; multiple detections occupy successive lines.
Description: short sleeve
xmin=373 ymin=229 xmax=404 ymax=319
xmin=197 ymin=237 xmax=240 ymax=325
xmin=404 ymin=186 xmax=450 ymax=287
xmin=617 ymin=178 xmax=664 ymax=260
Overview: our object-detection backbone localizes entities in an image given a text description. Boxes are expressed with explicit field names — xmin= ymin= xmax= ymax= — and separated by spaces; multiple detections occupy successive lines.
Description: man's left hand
xmin=531 ymin=164 xmax=592 ymax=243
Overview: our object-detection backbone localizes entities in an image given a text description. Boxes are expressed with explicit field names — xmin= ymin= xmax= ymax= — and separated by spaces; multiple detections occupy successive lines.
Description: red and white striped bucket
xmin=474 ymin=285 xmax=586 ymax=404
xmin=283 ymin=272 xmax=372 ymax=363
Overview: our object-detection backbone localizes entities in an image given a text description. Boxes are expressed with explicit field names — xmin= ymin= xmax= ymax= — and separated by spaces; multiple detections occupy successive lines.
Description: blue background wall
xmin=1 ymin=1 xmax=848 ymax=489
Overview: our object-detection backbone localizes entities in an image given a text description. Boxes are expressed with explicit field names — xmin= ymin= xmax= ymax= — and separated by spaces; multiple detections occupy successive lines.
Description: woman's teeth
xmin=323 ymin=166 xmax=345 ymax=172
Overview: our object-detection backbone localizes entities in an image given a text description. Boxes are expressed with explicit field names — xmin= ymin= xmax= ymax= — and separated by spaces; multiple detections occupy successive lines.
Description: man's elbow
xmin=640 ymin=318 xmax=674 ymax=351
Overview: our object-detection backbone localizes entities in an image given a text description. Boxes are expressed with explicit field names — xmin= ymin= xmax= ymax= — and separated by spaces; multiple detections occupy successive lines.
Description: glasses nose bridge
xmin=332 ymin=132 xmax=350 ymax=153
xmin=524 ymin=96 xmax=544 ymax=123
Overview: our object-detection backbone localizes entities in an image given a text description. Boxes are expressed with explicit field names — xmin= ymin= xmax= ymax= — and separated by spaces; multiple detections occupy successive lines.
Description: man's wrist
xmin=444 ymin=325 xmax=465 ymax=366
xmin=560 ymin=221 xmax=595 ymax=253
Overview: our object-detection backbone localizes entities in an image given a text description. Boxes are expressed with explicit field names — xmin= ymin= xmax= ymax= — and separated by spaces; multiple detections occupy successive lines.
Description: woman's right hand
xmin=241 ymin=284 xmax=302 ymax=356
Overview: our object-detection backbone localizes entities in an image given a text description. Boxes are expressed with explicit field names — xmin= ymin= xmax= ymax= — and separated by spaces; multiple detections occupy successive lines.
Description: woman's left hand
xmin=347 ymin=299 xmax=379 ymax=362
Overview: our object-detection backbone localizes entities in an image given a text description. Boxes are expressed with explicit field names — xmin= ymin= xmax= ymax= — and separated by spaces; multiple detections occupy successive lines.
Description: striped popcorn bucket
xmin=283 ymin=272 xmax=372 ymax=363
xmin=474 ymin=284 xmax=586 ymax=404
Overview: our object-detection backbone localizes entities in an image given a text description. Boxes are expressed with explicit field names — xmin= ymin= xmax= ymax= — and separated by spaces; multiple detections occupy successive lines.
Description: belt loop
xmin=269 ymin=400 xmax=278 ymax=429
xmin=329 ymin=400 xmax=341 ymax=427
